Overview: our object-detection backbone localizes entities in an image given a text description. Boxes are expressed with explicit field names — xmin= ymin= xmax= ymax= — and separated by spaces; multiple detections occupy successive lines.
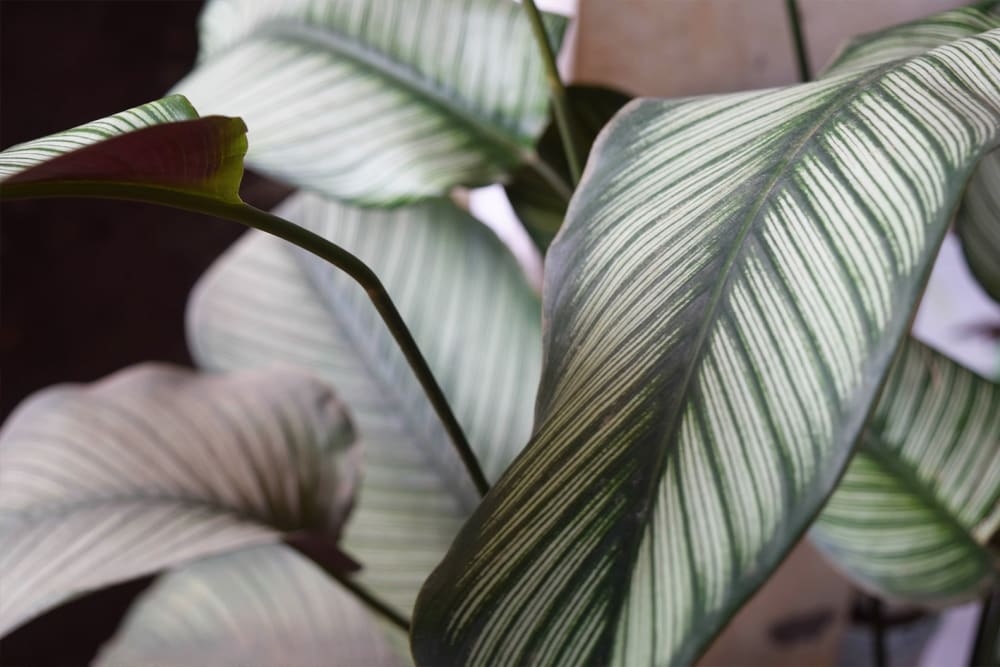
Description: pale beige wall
xmin=573 ymin=0 xmax=967 ymax=96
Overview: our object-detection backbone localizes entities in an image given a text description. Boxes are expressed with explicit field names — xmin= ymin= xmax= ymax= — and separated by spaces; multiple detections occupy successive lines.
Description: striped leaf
xmin=411 ymin=31 xmax=1000 ymax=666
xmin=0 ymin=95 xmax=246 ymax=202
xmin=172 ymin=0 xmax=565 ymax=206
xmin=96 ymin=545 xmax=402 ymax=667
xmin=504 ymin=85 xmax=630 ymax=251
xmin=812 ymin=341 xmax=1000 ymax=604
xmin=821 ymin=2 xmax=1000 ymax=305
xmin=187 ymin=193 xmax=542 ymax=618
xmin=0 ymin=364 xmax=357 ymax=636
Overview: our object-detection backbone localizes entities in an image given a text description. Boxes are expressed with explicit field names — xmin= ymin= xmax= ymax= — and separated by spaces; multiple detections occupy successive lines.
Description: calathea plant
xmin=1 ymin=1 xmax=998 ymax=665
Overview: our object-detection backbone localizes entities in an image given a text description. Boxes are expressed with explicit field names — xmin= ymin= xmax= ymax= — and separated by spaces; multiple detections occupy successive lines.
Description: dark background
xmin=1 ymin=2 xmax=285 ymax=663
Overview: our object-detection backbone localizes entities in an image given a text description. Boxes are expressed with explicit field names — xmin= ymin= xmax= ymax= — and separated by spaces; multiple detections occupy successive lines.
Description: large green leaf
xmin=411 ymin=31 xmax=1000 ymax=666
xmin=802 ymin=0 xmax=1000 ymax=604
xmin=96 ymin=545 xmax=402 ymax=667
xmin=187 ymin=193 xmax=542 ymax=618
xmin=812 ymin=341 xmax=1000 ymax=604
xmin=821 ymin=2 xmax=1000 ymax=305
xmin=172 ymin=0 xmax=565 ymax=206
xmin=0 ymin=364 xmax=356 ymax=636
xmin=0 ymin=95 xmax=245 ymax=202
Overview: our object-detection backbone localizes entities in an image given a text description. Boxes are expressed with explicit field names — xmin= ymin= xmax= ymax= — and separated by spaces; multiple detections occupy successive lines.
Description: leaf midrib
xmin=606 ymin=63 xmax=896 ymax=660
xmin=210 ymin=20 xmax=532 ymax=163
xmin=640 ymin=65 xmax=891 ymax=519
xmin=858 ymin=430 xmax=993 ymax=564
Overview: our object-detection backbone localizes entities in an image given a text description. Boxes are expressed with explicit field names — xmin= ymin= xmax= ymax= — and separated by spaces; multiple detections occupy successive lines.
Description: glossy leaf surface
xmin=0 ymin=364 xmax=356 ymax=635
xmin=412 ymin=31 xmax=1000 ymax=667
xmin=173 ymin=0 xmax=565 ymax=206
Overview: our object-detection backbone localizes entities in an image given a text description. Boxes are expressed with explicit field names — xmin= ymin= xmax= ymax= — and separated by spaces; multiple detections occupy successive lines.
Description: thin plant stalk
xmin=232 ymin=203 xmax=492 ymax=499
xmin=522 ymin=0 xmax=582 ymax=186
xmin=328 ymin=567 xmax=411 ymax=632
xmin=868 ymin=595 xmax=887 ymax=667
xmin=969 ymin=584 xmax=999 ymax=667
xmin=785 ymin=0 xmax=811 ymax=81
xmin=0 ymin=184 xmax=492 ymax=499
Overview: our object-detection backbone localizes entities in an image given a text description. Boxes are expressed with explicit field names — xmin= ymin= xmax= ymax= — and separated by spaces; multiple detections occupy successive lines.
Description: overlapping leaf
xmin=96 ymin=544 xmax=402 ymax=667
xmin=805 ymin=3 xmax=1000 ymax=602
xmin=812 ymin=341 xmax=1000 ymax=604
xmin=187 ymin=193 xmax=542 ymax=617
xmin=821 ymin=3 xmax=1000 ymax=304
xmin=172 ymin=0 xmax=565 ymax=206
xmin=0 ymin=364 xmax=357 ymax=635
xmin=0 ymin=95 xmax=246 ymax=202
xmin=411 ymin=31 xmax=1000 ymax=666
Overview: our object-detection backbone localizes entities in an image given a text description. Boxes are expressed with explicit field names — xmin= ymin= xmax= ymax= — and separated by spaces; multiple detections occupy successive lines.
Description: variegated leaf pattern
xmin=172 ymin=0 xmax=565 ymax=206
xmin=821 ymin=2 xmax=1000 ymax=305
xmin=187 ymin=193 xmax=542 ymax=617
xmin=0 ymin=364 xmax=357 ymax=636
xmin=96 ymin=544 xmax=402 ymax=667
xmin=821 ymin=2 xmax=1000 ymax=76
xmin=812 ymin=341 xmax=1000 ymax=604
xmin=0 ymin=95 xmax=246 ymax=202
xmin=411 ymin=32 xmax=1000 ymax=666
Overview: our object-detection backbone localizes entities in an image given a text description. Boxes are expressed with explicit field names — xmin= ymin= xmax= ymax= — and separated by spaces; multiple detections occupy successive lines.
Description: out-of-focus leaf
xmin=187 ymin=193 xmax=542 ymax=619
xmin=96 ymin=545 xmax=402 ymax=667
xmin=173 ymin=0 xmax=566 ymax=206
xmin=0 ymin=364 xmax=357 ymax=636
xmin=411 ymin=30 xmax=1000 ymax=667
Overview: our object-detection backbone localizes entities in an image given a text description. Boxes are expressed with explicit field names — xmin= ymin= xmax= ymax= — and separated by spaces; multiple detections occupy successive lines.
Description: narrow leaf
xmin=96 ymin=544 xmax=402 ymax=667
xmin=412 ymin=31 xmax=1000 ymax=666
xmin=812 ymin=341 xmax=1000 ymax=604
xmin=0 ymin=95 xmax=246 ymax=202
xmin=187 ymin=193 xmax=542 ymax=617
xmin=0 ymin=364 xmax=357 ymax=636
xmin=173 ymin=0 xmax=566 ymax=206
